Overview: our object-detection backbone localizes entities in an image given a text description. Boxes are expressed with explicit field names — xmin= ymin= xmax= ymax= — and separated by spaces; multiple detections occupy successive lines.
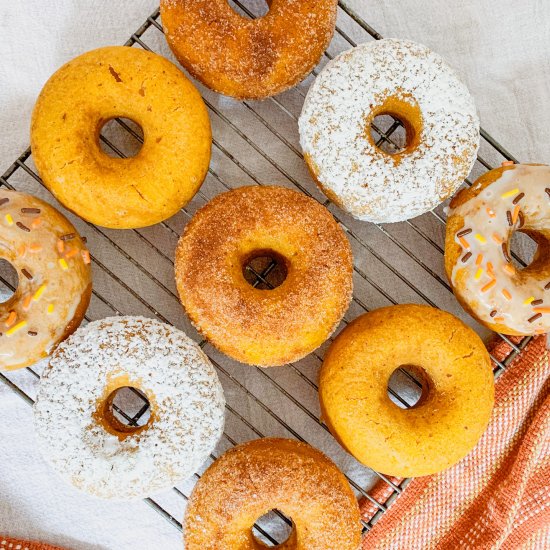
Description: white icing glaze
xmin=0 ymin=190 xmax=91 ymax=370
xmin=450 ymin=164 xmax=550 ymax=334
xmin=34 ymin=316 xmax=225 ymax=500
xmin=299 ymin=39 xmax=480 ymax=223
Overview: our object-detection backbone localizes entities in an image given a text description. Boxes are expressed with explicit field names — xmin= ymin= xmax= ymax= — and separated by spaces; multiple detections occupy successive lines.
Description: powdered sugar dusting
xmin=299 ymin=39 xmax=480 ymax=223
xmin=33 ymin=316 xmax=225 ymax=500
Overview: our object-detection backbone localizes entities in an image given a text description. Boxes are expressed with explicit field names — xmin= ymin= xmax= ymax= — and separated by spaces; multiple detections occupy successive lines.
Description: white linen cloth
xmin=0 ymin=1 xmax=549 ymax=549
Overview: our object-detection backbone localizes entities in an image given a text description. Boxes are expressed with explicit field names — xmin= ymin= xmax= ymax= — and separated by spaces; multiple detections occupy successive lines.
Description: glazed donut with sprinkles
xmin=0 ymin=191 xmax=92 ymax=371
xmin=445 ymin=163 xmax=550 ymax=335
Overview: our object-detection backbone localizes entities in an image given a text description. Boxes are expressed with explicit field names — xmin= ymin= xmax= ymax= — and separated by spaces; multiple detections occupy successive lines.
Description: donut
xmin=0 ymin=190 xmax=91 ymax=371
xmin=184 ymin=438 xmax=362 ymax=550
xmin=31 ymin=46 xmax=211 ymax=229
xmin=175 ymin=186 xmax=353 ymax=366
xmin=160 ymin=0 xmax=338 ymax=99
xmin=33 ymin=316 xmax=225 ymax=500
xmin=319 ymin=304 xmax=494 ymax=477
xmin=299 ymin=39 xmax=480 ymax=223
xmin=445 ymin=163 xmax=550 ymax=335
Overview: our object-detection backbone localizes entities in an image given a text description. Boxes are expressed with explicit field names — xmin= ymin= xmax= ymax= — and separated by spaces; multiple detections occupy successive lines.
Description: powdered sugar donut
xmin=34 ymin=316 xmax=225 ymax=500
xmin=299 ymin=39 xmax=480 ymax=223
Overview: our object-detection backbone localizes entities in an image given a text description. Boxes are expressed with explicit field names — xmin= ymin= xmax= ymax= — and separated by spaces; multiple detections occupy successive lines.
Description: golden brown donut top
xmin=160 ymin=0 xmax=338 ymax=99
xmin=184 ymin=438 xmax=362 ymax=550
xmin=445 ymin=163 xmax=550 ymax=335
xmin=319 ymin=304 xmax=494 ymax=477
xmin=0 ymin=190 xmax=92 ymax=371
xmin=175 ymin=185 xmax=353 ymax=366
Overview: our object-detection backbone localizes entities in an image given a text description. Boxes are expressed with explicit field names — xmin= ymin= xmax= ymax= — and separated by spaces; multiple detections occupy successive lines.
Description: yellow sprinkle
xmin=524 ymin=296 xmax=535 ymax=305
xmin=33 ymin=284 xmax=47 ymax=302
xmin=47 ymin=303 xmax=55 ymax=315
xmin=501 ymin=188 xmax=519 ymax=199
xmin=5 ymin=214 xmax=13 ymax=226
xmin=474 ymin=234 xmax=486 ymax=244
xmin=59 ymin=258 xmax=69 ymax=271
xmin=475 ymin=268 xmax=483 ymax=280
xmin=6 ymin=320 xmax=27 ymax=337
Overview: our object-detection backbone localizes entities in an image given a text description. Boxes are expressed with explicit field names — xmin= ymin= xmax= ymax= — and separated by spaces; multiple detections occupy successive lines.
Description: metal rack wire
xmin=0 ymin=1 xmax=533 ymax=546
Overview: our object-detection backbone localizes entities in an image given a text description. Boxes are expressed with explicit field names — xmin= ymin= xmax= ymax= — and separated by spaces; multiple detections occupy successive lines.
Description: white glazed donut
xmin=34 ymin=316 xmax=225 ymax=500
xmin=299 ymin=39 xmax=480 ymax=223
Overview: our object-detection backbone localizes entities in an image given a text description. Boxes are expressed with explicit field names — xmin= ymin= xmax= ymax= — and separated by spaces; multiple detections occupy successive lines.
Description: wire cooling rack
xmin=0 ymin=1 xmax=534 ymax=546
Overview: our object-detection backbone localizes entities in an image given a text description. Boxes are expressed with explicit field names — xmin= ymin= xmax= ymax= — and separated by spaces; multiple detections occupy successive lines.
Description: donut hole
xmin=229 ymin=0 xmax=270 ymax=19
xmin=242 ymin=250 xmax=288 ymax=290
xmin=508 ymin=230 xmax=539 ymax=271
xmin=251 ymin=509 xmax=293 ymax=547
xmin=102 ymin=386 xmax=152 ymax=435
xmin=98 ymin=118 xmax=144 ymax=158
xmin=0 ymin=259 xmax=19 ymax=304
xmin=367 ymin=97 xmax=422 ymax=156
xmin=387 ymin=365 xmax=431 ymax=409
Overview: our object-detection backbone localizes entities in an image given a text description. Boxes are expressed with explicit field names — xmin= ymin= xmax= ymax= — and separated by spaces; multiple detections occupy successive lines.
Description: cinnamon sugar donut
xmin=175 ymin=186 xmax=353 ymax=367
xmin=34 ymin=316 xmax=225 ymax=500
xmin=0 ymin=190 xmax=91 ymax=371
xmin=299 ymin=39 xmax=480 ymax=222
xmin=445 ymin=163 xmax=550 ymax=335
xmin=184 ymin=438 xmax=362 ymax=550
xmin=319 ymin=305 xmax=494 ymax=477
xmin=160 ymin=0 xmax=338 ymax=99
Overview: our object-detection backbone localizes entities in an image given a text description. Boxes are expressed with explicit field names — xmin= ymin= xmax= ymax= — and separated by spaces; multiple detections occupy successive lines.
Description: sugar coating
xmin=299 ymin=39 xmax=480 ymax=223
xmin=33 ymin=316 xmax=225 ymax=500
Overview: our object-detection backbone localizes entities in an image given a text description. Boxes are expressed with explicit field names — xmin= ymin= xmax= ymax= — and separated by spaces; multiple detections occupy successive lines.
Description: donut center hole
xmin=98 ymin=118 xmax=144 ymax=158
xmin=387 ymin=365 xmax=431 ymax=409
xmin=0 ymin=259 xmax=19 ymax=304
xmin=251 ymin=509 xmax=293 ymax=547
xmin=229 ymin=0 xmax=270 ymax=19
xmin=367 ymin=97 xmax=422 ymax=156
xmin=242 ymin=250 xmax=288 ymax=290
xmin=508 ymin=230 xmax=539 ymax=271
xmin=103 ymin=386 xmax=151 ymax=433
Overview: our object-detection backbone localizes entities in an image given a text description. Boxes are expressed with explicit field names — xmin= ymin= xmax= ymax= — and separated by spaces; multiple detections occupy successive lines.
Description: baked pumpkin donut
xmin=184 ymin=438 xmax=362 ymax=550
xmin=299 ymin=39 xmax=480 ymax=222
xmin=445 ymin=163 xmax=550 ymax=335
xmin=34 ymin=316 xmax=225 ymax=500
xmin=31 ymin=46 xmax=211 ymax=229
xmin=160 ymin=0 xmax=338 ymax=99
xmin=175 ymin=186 xmax=353 ymax=366
xmin=319 ymin=305 xmax=494 ymax=477
xmin=0 ymin=190 xmax=92 ymax=371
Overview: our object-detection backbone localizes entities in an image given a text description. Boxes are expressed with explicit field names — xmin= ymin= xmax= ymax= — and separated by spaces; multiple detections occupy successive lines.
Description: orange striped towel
xmin=0 ymin=538 xmax=66 ymax=550
xmin=360 ymin=334 xmax=549 ymax=549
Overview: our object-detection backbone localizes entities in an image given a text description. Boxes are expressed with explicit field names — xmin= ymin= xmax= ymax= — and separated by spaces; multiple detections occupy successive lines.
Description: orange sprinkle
xmin=17 ymin=244 xmax=27 ymax=257
xmin=487 ymin=262 xmax=495 ymax=277
xmin=501 ymin=160 xmax=515 ymax=166
xmin=5 ymin=311 xmax=17 ymax=328
xmin=503 ymin=264 xmax=515 ymax=275
xmin=475 ymin=254 xmax=484 ymax=266
xmin=512 ymin=205 xmax=520 ymax=224
xmin=502 ymin=289 xmax=512 ymax=300
xmin=31 ymin=217 xmax=42 ymax=229
xmin=536 ymin=328 xmax=546 ymax=335
xmin=22 ymin=295 xmax=32 ymax=311
xmin=493 ymin=316 xmax=505 ymax=323
xmin=29 ymin=243 xmax=42 ymax=253
xmin=533 ymin=307 xmax=550 ymax=314
xmin=64 ymin=247 xmax=79 ymax=259
xmin=486 ymin=207 xmax=496 ymax=218
xmin=492 ymin=233 xmax=503 ymax=245
xmin=481 ymin=279 xmax=497 ymax=293
xmin=57 ymin=240 xmax=65 ymax=254
xmin=81 ymin=250 xmax=91 ymax=265
xmin=459 ymin=236 xmax=470 ymax=249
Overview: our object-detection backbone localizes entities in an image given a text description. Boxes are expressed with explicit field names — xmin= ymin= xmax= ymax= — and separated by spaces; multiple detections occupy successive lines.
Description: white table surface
xmin=0 ymin=1 xmax=548 ymax=549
